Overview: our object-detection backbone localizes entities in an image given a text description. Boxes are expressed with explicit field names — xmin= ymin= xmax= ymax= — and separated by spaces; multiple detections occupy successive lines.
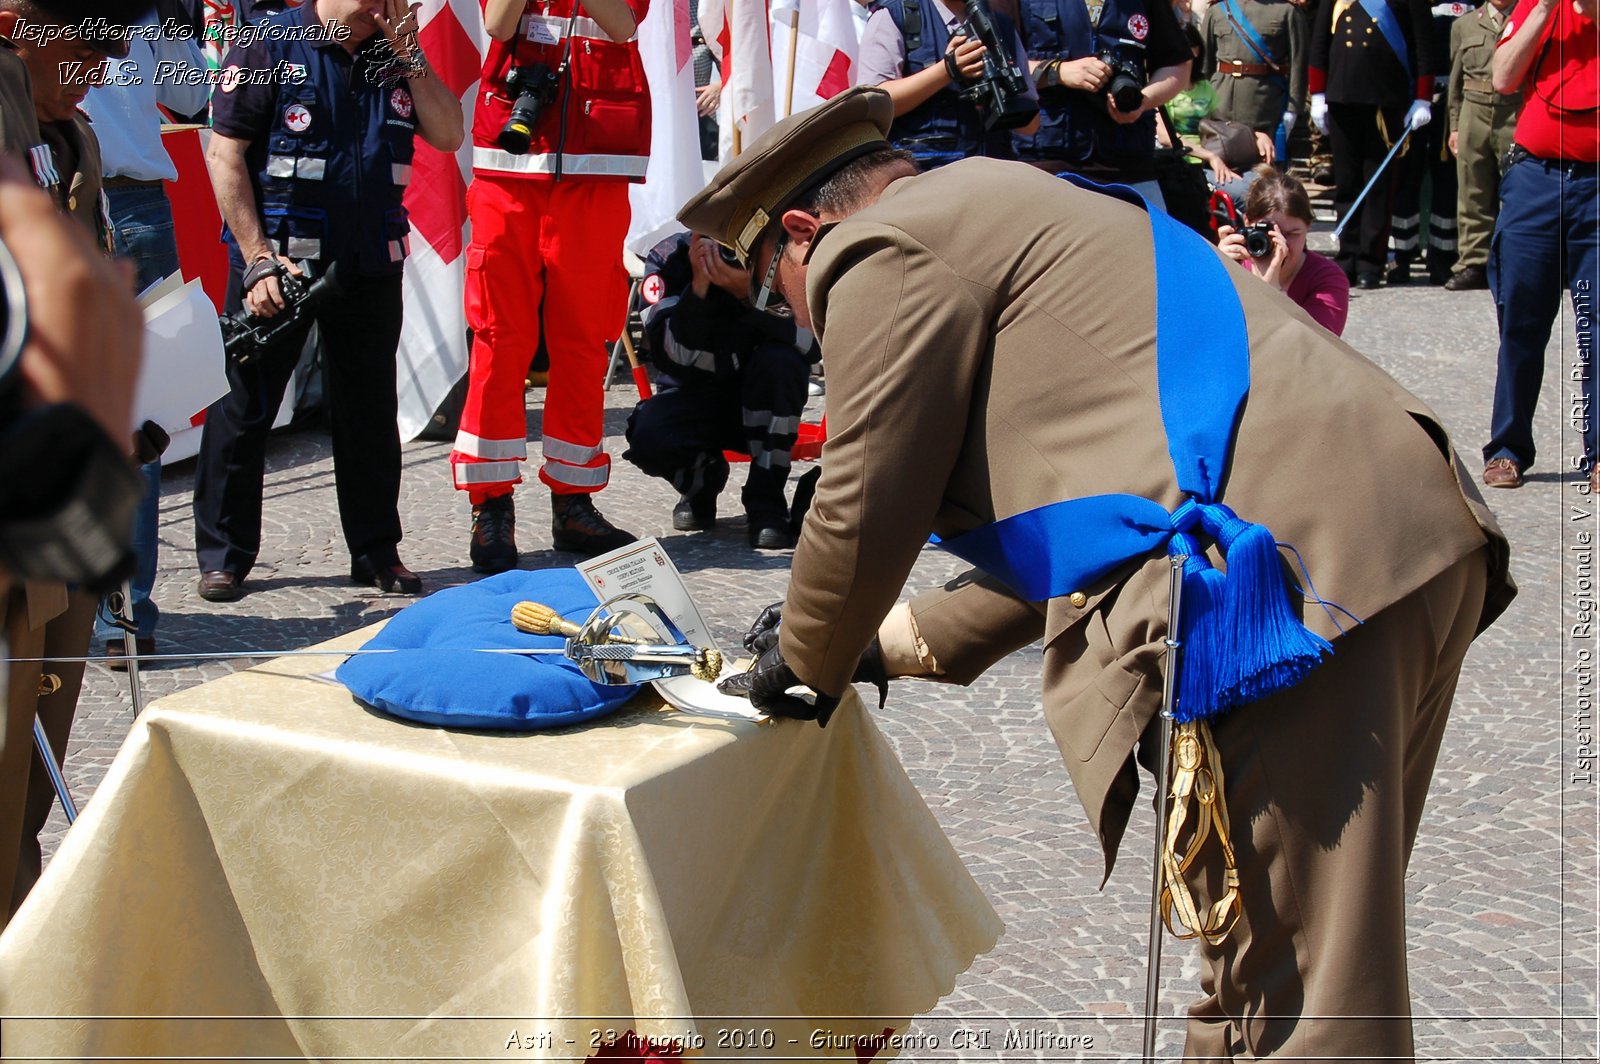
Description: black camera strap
xmin=551 ymin=6 xmax=581 ymax=180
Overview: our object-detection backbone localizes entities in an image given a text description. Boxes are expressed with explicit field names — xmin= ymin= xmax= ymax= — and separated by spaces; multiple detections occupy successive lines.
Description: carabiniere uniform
xmin=1310 ymin=0 xmax=1436 ymax=283
xmin=1447 ymin=0 xmax=1519 ymax=277
xmin=1387 ymin=0 xmax=1468 ymax=284
xmin=1200 ymin=0 xmax=1309 ymax=135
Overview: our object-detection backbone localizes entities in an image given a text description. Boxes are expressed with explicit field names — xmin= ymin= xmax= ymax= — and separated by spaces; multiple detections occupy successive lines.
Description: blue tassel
xmin=1173 ymin=550 xmax=1227 ymax=723
xmin=1205 ymin=506 xmax=1333 ymax=712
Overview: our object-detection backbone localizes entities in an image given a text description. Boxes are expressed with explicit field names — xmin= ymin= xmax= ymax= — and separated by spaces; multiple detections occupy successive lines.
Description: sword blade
xmin=3 ymin=647 xmax=574 ymax=666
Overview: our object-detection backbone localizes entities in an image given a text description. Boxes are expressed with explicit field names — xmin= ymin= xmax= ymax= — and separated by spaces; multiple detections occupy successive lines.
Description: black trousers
xmin=1389 ymin=108 xmax=1458 ymax=277
xmin=193 ymin=262 xmax=405 ymax=578
xmin=623 ymin=343 xmax=811 ymax=530
xmin=1328 ymin=101 xmax=1407 ymax=278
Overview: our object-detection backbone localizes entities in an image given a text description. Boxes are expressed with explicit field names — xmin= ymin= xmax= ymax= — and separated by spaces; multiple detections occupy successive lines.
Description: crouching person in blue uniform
xmin=624 ymin=233 xmax=819 ymax=551
xmin=194 ymin=0 xmax=463 ymax=603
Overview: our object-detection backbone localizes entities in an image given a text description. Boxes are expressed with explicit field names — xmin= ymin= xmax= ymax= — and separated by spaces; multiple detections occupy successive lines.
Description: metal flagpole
xmin=1143 ymin=554 xmax=1187 ymax=1062
xmin=1332 ymin=125 xmax=1412 ymax=240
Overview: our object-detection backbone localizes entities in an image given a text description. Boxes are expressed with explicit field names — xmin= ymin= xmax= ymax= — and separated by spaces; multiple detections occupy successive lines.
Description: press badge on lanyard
xmin=524 ymin=15 xmax=563 ymax=45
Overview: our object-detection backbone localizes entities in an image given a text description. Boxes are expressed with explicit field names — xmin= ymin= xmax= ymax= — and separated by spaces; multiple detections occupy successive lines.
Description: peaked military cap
xmin=679 ymin=86 xmax=894 ymax=265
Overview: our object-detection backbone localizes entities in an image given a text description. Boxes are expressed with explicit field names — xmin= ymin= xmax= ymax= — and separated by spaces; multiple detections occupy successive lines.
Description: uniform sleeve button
xmin=1069 ymin=591 xmax=1088 ymax=608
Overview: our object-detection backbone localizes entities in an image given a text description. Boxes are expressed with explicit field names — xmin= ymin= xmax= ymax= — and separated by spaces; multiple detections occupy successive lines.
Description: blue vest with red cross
xmin=1013 ymin=0 xmax=1155 ymax=166
xmin=237 ymin=6 xmax=418 ymax=276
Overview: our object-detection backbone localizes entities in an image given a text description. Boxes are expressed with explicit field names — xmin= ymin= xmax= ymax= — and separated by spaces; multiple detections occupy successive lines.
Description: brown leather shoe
xmin=1483 ymin=457 xmax=1524 ymax=489
xmin=197 ymin=570 xmax=243 ymax=602
xmin=1444 ymin=265 xmax=1488 ymax=291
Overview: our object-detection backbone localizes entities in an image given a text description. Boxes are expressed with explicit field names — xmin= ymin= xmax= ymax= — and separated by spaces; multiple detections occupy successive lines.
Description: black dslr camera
xmin=953 ymin=0 xmax=1040 ymax=131
xmin=220 ymin=260 xmax=342 ymax=366
xmin=1095 ymin=37 xmax=1147 ymax=114
xmin=0 ymin=236 xmax=142 ymax=593
xmin=1242 ymin=221 xmax=1276 ymax=258
xmin=498 ymin=63 xmax=561 ymax=155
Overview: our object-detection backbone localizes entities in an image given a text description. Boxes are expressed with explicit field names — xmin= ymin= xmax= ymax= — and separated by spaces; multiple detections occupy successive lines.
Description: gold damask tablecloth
xmin=0 ymin=629 xmax=1001 ymax=1062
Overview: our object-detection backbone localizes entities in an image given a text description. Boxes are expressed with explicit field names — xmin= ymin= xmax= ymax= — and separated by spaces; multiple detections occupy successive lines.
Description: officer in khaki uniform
xmin=1201 ymin=0 xmax=1308 ymax=134
xmin=686 ymin=87 xmax=1515 ymax=1061
xmin=0 ymin=0 xmax=134 ymax=924
xmin=1444 ymin=0 xmax=1519 ymax=290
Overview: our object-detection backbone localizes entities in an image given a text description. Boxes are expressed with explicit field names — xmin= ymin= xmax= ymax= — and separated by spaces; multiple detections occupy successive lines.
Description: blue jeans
xmin=95 ymin=183 xmax=180 ymax=643
xmin=1484 ymin=155 xmax=1599 ymax=472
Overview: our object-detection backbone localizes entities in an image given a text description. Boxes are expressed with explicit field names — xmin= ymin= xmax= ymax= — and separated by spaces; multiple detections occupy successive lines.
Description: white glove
xmin=1405 ymin=99 xmax=1432 ymax=130
xmin=1282 ymin=109 xmax=1297 ymax=135
xmin=1310 ymin=93 xmax=1328 ymax=134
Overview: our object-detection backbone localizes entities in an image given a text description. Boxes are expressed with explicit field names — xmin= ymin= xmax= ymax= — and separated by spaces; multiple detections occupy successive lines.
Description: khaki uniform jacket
xmin=780 ymin=159 xmax=1514 ymax=877
xmin=0 ymin=44 xmax=70 ymax=629
xmin=1201 ymin=0 xmax=1309 ymax=132
xmin=1448 ymin=2 xmax=1520 ymax=132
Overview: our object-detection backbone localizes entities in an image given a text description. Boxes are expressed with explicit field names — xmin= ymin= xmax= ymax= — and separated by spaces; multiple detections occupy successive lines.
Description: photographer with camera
xmin=622 ymin=232 xmax=820 ymax=550
xmin=449 ymin=0 xmax=650 ymax=572
xmin=0 ymin=0 xmax=160 ymax=922
xmin=194 ymin=0 xmax=463 ymax=604
xmin=1012 ymin=0 xmax=1191 ymax=201
xmin=1217 ymin=164 xmax=1349 ymax=334
xmin=857 ymin=0 xmax=1039 ymax=168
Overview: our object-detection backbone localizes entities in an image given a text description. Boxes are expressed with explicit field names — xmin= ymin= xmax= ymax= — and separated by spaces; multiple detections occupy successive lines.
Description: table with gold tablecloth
xmin=0 ymin=630 xmax=1001 ymax=1062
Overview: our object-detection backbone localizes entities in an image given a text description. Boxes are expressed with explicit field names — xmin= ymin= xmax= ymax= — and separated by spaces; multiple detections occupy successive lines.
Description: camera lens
xmin=1244 ymin=224 xmax=1275 ymax=259
xmin=0 ymin=236 xmax=29 ymax=404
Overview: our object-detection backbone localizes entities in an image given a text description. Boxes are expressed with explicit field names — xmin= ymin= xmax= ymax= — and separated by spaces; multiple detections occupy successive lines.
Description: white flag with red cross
xmin=395 ymin=0 xmax=484 ymax=440
xmin=626 ymin=0 xmax=708 ymax=254
xmin=769 ymin=0 xmax=858 ymax=117
xmin=701 ymin=0 xmax=776 ymax=158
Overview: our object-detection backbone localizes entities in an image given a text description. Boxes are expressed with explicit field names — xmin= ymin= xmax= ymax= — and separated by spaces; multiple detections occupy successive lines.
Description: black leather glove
xmin=719 ymin=644 xmax=841 ymax=726
xmin=736 ymin=601 xmax=891 ymax=709
xmin=741 ymin=601 xmax=784 ymax=655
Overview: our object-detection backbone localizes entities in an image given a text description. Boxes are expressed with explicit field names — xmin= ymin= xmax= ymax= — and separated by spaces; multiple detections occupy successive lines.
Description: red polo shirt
xmin=1500 ymin=0 xmax=1599 ymax=161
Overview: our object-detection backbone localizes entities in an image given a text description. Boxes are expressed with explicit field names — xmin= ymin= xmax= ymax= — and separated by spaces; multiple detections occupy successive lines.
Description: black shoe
xmin=470 ymin=494 xmax=518 ymax=574
xmin=1385 ymin=261 xmax=1412 ymax=286
xmin=750 ymin=524 xmax=795 ymax=550
xmin=197 ymin=570 xmax=243 ymax=603
xmin=551 ymin=493 xmax=636 ymax=557
xmin=1356 ymin=272 xmax=1382 ymax=290
xmin=350 ymin=555 xmax=423 ymax=594
xmin=1444 ymin=265 xmax=1488 ymax=291
xmin=105 ymin=637 xmax=156 ymax=670
xmin=672 ymin=490 xmax=717 ymax=532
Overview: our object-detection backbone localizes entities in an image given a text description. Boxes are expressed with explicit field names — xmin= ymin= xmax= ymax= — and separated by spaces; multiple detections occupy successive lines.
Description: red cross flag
xmin=769 ymin=0 xmax=859 ymax=117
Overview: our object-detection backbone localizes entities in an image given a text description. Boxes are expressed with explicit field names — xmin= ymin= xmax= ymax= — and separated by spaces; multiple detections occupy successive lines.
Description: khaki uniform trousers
xmin=1180 ymin=548 xmax=1489 ymax=1062
xmin=1454 ymin=98 xmax=1519 ymax=271
xmin=0 ymin=587 xmax=94 ymax=926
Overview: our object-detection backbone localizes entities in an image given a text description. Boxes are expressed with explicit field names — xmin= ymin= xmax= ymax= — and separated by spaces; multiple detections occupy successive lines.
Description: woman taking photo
xmin=1217 ymin=165 xmax=1349 ymax=336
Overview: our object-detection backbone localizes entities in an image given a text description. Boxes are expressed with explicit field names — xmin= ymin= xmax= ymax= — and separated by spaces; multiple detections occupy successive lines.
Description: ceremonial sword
xmin=1144 ymin=554 xmax=1187 ymax=1062
xmin=1332 ymin=125 xmax=1413 ymax=240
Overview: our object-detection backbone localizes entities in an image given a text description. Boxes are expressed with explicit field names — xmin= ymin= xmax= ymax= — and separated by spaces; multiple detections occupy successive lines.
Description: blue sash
xmin=1357 ymin=0 xmax=1411 ymax=75
xmin=934 ymin=177 xmax=1333 ymax=722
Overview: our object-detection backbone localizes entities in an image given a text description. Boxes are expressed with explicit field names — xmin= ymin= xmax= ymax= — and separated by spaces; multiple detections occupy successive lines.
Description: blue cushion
xmin=336 ymin=569 xmax=641 ymax=730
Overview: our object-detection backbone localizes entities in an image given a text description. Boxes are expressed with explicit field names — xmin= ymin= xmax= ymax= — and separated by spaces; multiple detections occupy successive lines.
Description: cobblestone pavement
xmin=35 ymin=247 xmax=1599 ymax=1062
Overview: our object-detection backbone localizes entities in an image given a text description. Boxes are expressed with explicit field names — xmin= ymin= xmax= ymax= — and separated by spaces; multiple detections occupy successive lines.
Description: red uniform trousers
xmin=451 ymin=173 xmax=632 ymax=503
